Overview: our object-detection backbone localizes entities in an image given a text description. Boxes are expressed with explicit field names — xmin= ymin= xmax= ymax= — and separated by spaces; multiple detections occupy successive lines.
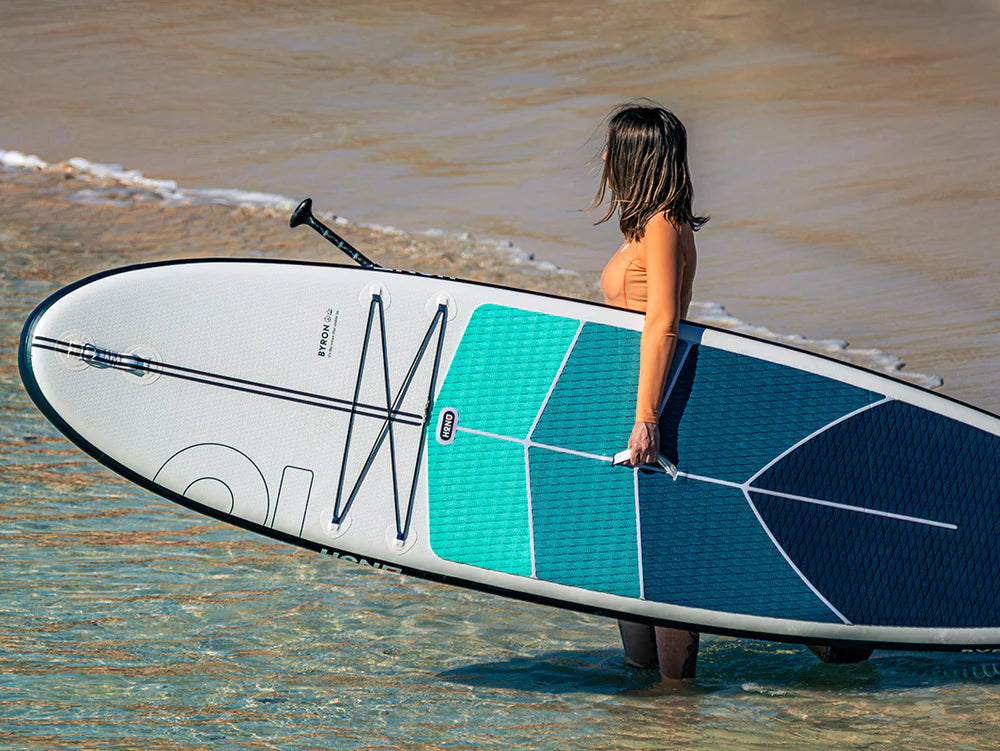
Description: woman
xmin=594 ymin=102 xmax=708 ymax=680
xmin=594 ymin=102 xmax=874 ymax=676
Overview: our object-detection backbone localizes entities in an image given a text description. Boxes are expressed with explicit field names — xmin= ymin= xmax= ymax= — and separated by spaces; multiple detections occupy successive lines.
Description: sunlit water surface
xmin=3 ymin=195 xmax=1000 ymax=751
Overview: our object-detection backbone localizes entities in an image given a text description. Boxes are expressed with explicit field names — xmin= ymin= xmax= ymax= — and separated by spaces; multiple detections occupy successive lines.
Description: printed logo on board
xmin=437 ymin=408 xmax=458 ymax=444
xmin=322 ymin=549 xmax=402 ymax=574
xmin=317 ymin=308 xmax=339 ymax=359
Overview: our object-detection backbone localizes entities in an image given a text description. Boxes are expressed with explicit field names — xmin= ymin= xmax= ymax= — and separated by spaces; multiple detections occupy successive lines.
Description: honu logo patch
xmin=436 ymin=408 xmax=458 ymax=444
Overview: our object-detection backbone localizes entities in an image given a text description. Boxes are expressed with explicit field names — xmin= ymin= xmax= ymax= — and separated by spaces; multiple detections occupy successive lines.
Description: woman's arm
xmin=628 ymin=215 xmax=683 ymax=465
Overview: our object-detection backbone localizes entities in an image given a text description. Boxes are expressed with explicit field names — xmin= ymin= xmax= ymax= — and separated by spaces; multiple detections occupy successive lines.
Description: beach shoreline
xmin=5 ymin=155 xmax=969 ymax=404
xmin=0 ymin=158 xmax=599 ymax=300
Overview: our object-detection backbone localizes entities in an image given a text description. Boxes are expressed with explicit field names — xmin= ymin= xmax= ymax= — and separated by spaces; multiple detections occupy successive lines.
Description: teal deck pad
xmin=638 ymin=472 xmax=841 ymax=622
xmin=427 ymin=304 xmax=579 ymax=573
xmin=429 ymin=304 xmax=580 ymax=440
xmin=427 ymin=429 xmax=532 ymax=576
xmin=529 ymin=449 xmax=640 ymax=597
xmin=660 ymin=347 xmax=880 ymax=483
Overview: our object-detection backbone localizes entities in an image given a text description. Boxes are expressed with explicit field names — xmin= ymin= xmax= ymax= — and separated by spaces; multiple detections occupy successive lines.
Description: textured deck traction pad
xmin=426 ymin=304 xmax=1000 ymax=628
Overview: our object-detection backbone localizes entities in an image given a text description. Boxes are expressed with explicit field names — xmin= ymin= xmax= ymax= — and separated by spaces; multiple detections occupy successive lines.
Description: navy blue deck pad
xmin=752 ymin=400 xmax=1000 ymax=627
xmin=657 ymin=345 xmax=881 ymax=483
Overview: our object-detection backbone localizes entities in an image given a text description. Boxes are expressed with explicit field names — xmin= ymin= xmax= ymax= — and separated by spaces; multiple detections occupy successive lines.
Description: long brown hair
xmin=592 ymin=102 xmax=709 ymax=240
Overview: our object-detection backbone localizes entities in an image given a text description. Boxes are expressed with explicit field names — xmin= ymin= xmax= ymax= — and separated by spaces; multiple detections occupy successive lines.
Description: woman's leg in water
xmin=619 ymin=620 xmax=700 ymax=679
xmin=655 ymin=627 xmax=699 ymax=680
xmin=619 ymin=620 xmax=658 ymax=668
xmin=808 ymin=644 xmax=874 ymax=663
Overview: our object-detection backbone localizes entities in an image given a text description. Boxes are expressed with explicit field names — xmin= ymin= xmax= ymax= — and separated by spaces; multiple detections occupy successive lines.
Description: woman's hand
xmin=628 ymin=421 xmax=660 ymax=466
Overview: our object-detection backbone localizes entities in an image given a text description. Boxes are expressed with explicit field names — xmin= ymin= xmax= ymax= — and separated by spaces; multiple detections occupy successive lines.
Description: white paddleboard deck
xmin=19 ymin=259 xmax=1000 ymax=650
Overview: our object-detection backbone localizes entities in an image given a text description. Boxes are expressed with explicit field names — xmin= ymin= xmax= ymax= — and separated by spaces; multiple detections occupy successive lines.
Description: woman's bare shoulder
xmin=647 ymin=211 xmax=683 ymax=236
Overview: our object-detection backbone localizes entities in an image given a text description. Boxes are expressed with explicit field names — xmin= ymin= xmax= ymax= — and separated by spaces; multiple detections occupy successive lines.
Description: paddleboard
xmin=18 ymin=259 xmax=1000 ymax=651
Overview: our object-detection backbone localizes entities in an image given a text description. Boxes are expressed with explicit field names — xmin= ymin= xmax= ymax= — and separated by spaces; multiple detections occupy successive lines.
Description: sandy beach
xmin=0 ymin=162 xmax=597 ymax=298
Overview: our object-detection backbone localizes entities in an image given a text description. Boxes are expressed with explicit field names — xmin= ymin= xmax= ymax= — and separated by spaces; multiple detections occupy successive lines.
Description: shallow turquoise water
xmin=3 ymin=217 xmax=1000 ymax=751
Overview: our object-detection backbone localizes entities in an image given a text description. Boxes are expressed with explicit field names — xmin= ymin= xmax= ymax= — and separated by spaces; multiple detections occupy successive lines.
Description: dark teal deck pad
xmin=639 ymin=472 xmax=841 ymax=622
xmin=659 ymin=347 xmax=880 ymax=483
xmin=529 ymin=449 xmax=639 ymax=597
xmin=531 ymin=323 xmax=690 ymax=458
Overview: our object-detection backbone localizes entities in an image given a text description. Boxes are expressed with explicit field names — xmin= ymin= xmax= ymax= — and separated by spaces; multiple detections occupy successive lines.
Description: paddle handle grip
xmin=290 ymin=198 xmax=380 ymax=269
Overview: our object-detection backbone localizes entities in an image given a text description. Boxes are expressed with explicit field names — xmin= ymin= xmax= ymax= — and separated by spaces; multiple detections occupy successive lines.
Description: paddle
xmin=289 ymin=198 xmax=381 ymax=269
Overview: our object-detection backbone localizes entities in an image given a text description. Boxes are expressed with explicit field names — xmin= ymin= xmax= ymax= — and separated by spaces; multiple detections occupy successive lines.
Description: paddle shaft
xmin=289 ymin=198 xmax=380 ymax=269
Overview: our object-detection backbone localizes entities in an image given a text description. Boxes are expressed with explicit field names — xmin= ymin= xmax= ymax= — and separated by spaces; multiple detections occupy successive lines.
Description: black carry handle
xmin=289 ymin=198 xmax=380 ymax=269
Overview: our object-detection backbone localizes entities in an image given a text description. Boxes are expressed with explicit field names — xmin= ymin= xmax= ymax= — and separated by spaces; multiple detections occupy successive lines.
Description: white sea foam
xmin=66 ymin=157 xmax=180 ymax=196
xmin=365 ymin=223 xmax=405 ymax=236
xmin=0 ymin=150 xmax=47 ymax=169
xmin=0 ymin=147 xmax=945 ymax=389
xmin=689 ymin=301 xmax=943 ymax=389
xmin=185 ymin=187 xmax=297 ymax=211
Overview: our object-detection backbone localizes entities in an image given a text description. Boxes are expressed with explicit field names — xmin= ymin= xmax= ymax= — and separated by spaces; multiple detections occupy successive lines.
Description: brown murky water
xmin=3 ymin=0 xmax=997 ymax=404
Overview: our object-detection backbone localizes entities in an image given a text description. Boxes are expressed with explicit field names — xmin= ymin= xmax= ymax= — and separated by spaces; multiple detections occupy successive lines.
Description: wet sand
xmin=0 ymin=163 xmax=599 ymax=299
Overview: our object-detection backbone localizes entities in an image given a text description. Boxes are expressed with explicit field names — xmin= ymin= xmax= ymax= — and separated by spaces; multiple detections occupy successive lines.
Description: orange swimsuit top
xmin=601 ymin=241 xmax=650 ymax=311
xmin=601 ymin=233 xmax=693 ymax=423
